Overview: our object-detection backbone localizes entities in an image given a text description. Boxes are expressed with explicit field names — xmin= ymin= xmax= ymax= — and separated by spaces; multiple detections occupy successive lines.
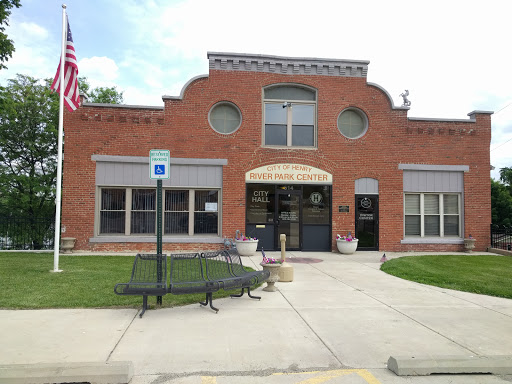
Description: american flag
xmin=51 ymin=17 xmax=80 ymax=112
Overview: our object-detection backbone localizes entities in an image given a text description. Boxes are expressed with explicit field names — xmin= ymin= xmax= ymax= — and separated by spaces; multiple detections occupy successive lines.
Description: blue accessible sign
xmin=149 ymin=149 xmax=170 ymax=179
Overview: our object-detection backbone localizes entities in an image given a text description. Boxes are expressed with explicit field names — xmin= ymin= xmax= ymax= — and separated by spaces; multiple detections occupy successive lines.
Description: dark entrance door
xmin=355 ymin=195 xmax=379 ymax=250
xmin=276 ymin=190 xmax=301 ymax=250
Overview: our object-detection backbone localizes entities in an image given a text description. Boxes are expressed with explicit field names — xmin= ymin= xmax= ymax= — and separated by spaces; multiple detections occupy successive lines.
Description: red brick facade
xmin=62 ymin=53 xmax=492 ymax=253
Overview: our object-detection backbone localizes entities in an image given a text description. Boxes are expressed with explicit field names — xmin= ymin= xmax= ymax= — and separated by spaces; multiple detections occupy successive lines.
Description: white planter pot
xmin=336 ymin=239 xmax=358 ymax=254
xmin=235 ymin=239 xmax=259 ymax=256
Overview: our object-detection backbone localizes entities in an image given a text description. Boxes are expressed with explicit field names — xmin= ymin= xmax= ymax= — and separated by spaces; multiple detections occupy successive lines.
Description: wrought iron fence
xmin=0 ymin=216 xmax=55 ymax=250
xmin=490 ymin=224 xmax=512 ymax=251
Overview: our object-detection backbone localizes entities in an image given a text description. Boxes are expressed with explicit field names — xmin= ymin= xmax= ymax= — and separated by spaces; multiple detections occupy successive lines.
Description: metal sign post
xmin=150 ymin=150 xmax=170 ymax=305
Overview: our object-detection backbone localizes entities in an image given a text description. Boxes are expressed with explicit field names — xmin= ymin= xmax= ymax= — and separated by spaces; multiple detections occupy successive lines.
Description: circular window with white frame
xmin=208 ymin=101 xmax=242 ymax=134
xmin=337 ymin=107 xmax=368 ymax=139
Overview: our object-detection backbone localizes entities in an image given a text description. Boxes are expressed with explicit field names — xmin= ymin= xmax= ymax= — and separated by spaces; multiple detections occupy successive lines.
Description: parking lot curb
xmin=0 ymin=361 xmax=133 ymax=384
xmin=388 ymin=355 xmax=512 ymax=376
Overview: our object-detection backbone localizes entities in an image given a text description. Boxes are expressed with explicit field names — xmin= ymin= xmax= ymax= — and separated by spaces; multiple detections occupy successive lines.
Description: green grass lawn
xmin=0 ymin=253 xmax=255 ymax=310
xmin=380 ymin=255 xmax=512 ymax=299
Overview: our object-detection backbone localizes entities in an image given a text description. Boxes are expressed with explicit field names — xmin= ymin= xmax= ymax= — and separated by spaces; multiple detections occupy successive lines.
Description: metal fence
xmin=490 ymin=224 xmax=512 ymax=251
xmin=0 ymin=216 xmax=55 ymax=250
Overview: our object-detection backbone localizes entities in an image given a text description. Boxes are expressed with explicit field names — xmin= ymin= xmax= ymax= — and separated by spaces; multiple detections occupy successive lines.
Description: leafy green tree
xmin=0 ymin=0 xmax=21 ymax=70
xmin=0 ymin=74 xmax=58 ymax=248
xmin=78 ymin=77 xmax=124 ymax=104
xmin=491 ymin=178 xmax=512 ymax=226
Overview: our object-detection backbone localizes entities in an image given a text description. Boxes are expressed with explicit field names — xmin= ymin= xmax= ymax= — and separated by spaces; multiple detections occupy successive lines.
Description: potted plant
xmin=336 ymin=233 xmax=358 ymax=254
xmin=234 ymin=233 xmax=259 ymax=256
xmin=260 ymin=249 xmax=283 ymax=292
xmin=464 ymin=234 xmax=476 ymax=253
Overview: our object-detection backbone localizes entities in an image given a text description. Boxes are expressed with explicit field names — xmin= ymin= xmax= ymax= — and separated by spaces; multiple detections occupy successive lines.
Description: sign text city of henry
xmin=246 ymin=164 xmax=332 ymax=184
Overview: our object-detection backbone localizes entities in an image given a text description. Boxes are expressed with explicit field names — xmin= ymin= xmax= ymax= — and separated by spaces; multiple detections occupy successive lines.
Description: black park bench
xmin=114 ymin=250 xmax=269 ymax=317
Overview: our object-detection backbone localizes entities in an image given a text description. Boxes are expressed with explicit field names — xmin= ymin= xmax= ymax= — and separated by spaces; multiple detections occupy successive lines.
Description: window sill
xmin=90 ymin=236 xmax=224 ymax=244
xmin=262 ymin=145 xmax=317 ymax=150
xmin=401 ymin=238 xmax=464 ymax=245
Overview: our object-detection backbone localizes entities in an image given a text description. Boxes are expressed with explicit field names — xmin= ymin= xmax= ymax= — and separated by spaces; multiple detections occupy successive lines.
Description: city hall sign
xmin=245 ymin=164 xmax=332 ymax=184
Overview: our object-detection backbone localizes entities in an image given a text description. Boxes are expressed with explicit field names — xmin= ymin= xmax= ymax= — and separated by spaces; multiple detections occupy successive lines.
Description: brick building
xmin=62 ymin=52 xmax=493 ymax=253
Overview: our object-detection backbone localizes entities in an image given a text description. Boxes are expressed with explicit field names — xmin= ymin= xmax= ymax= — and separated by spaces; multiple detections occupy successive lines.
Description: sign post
xmin=150 ymin=150 xmax=170 ymax=305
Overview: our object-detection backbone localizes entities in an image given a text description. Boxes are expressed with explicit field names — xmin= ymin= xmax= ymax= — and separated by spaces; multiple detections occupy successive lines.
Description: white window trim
xmin=403 ymin=192 xmax=461 ymax=239
xmin=262 ymin=84 xmax=318 ymax=148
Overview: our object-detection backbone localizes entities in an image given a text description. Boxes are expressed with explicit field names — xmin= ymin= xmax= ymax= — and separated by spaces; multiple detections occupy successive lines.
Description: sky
xmin=1 ymin=0 xmax=511 ymax=179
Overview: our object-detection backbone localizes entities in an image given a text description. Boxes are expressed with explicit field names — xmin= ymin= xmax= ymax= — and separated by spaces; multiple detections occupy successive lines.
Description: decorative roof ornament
xmin=400 ymin=90 xmax=411 ymax=107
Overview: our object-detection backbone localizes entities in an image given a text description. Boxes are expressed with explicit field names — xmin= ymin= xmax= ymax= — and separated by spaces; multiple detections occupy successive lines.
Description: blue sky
xmin=1 ymin=0 xmax=511 ymax=179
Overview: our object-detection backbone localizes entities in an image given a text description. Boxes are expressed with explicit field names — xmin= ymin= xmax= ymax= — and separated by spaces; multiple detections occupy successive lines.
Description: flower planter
xmin=260 ymin=263 xmax=281 ymax=292
xmin=235 ymin=239 xmax=259 ymax=256
xmin=336 ymin=239 xmax=358 ymax=254
xmin=464 ymin=238 xmax=476 ymax=253
xmin=61 ymin=237 xmax=76 ymax=254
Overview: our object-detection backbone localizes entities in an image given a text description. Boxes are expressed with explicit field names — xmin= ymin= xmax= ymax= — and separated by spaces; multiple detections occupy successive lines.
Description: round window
xmin=208 ymin=102 xmax=242 ymax=134
xmin=337 ymin=108 xmax=368 ymax=139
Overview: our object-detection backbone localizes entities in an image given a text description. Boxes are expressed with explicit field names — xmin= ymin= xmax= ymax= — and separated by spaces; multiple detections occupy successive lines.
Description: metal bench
xmin=114 ymin=254 xmax=167 ymax=318
xmin=115 ymin=250 xmax=270 ymax=316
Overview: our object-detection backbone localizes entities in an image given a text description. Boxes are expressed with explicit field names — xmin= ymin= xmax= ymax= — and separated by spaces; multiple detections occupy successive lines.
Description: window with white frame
xmin=404 ymin=193 xmax=460 ymax=237
xmin=263 ymin=85 xmax=316 ymax=147
xmin=99 ymin=187 xmax=219 ymax=236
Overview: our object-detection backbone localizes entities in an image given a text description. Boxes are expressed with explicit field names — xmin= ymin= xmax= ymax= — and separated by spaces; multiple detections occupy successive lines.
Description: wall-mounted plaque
xmin=339 ymin=205 xmax=350 ymax=213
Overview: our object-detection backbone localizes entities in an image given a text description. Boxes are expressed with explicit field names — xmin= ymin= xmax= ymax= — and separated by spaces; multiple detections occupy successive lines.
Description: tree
xmin=0 ymin=0 xmax=21 ymax=70
xmin=491 ymin=179 xmax=512 ymax=226
xmin=78 ymin=77 xmax=124 ymax=104
xmin=0 ymin=74 xmax=58 ymax=248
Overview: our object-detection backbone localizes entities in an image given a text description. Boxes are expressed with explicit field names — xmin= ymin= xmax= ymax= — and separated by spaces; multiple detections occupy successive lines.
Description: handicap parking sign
xmin=149 ymin=150 xmax=170 ymax=179
xmin=155 ymin=164 xmax=165 ymax=175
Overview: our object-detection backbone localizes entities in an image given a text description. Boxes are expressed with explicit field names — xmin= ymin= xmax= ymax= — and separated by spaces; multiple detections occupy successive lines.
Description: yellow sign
xmin=246 ymin=163 xmax=332 ymax=184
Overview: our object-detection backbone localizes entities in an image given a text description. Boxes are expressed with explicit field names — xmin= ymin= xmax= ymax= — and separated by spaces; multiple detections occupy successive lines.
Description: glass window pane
xmin=165 ymin=190 xmax=188 ymax=211
xmin=210 ymin=103 xmax=241 ymax=134
xmin=338 ymin=110 xmax=365 ymax=138
xmin=101 ymin=189 xmax=125 ymax=210
xmin=444 ymin=195 xmax=459 ymax=214
xmin=265 ymin=124 xmax=287 ymax=145
xmin=405 ymin=194 xmax=420 ymax=214
xmin=264 ymin=86 xmax=315 ymax=101
xmin=265 ymin=103 xmax=287 ymax=124
xmin=292 ymin=125 xmax=314 ymax=146
xmin=165 ymin=212 xmax=188 ymax=234
xmin=100 ymin=211 xmax=125 ymax=234
xmin=303 ymin=185 xmax=331 ymax=224
xmin=424 ymin=194 xmax=439 ymax=214
xmin=444 ymin=215 xmax=459 ymax=236
xmin=292 ymin=104 xmax=314 ymax=125
xmin=132 ymin=189 xmax=155 ymax=210
xmin=246 ymin=184 xmax=275 ymax=223
xmin=194 ymin=212 xmax=218 ymax=234
xmin=424 ymin=215 xmax=440 ymax=236
xmin=195 ymin=190 xmax=218 ymax=211
xmin=130 ymin=212 xmax=156 ymax=234
xmin=405 ymin=215 xmax=420 ymax=235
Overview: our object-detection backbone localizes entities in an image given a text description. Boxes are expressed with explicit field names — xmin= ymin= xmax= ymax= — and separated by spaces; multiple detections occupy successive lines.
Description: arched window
xmin=263 ymin=84 xmax=317 ymax=147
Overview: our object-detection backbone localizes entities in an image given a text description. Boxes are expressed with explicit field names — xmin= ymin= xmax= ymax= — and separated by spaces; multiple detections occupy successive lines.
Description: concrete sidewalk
xmin=1 ymin=251 xmax=512 ymax=383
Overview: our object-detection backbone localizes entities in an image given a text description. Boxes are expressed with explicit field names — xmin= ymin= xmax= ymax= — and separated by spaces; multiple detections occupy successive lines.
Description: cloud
xmin=78 ymin=56 xmax=120 ymax=88
xmin=18 ymin=22 xmax=49 ymax=41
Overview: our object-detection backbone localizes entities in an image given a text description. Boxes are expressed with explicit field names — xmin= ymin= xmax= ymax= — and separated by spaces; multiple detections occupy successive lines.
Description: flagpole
xmin=52 ymin=4 xmax=67 ymax=273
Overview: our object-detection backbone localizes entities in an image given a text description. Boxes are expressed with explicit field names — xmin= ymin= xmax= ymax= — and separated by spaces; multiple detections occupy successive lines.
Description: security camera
xmin=282 ymin=102 xmax=292 ymax=108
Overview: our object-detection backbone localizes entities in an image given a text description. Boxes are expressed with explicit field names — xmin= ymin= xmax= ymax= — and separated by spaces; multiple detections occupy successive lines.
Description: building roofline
xmin=207 ymin=51 xmax=369 ymax=78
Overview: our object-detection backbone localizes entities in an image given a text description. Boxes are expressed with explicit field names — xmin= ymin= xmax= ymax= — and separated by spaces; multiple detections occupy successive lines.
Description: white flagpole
xmin=52 ymin=4 xmax=67 ymax=273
